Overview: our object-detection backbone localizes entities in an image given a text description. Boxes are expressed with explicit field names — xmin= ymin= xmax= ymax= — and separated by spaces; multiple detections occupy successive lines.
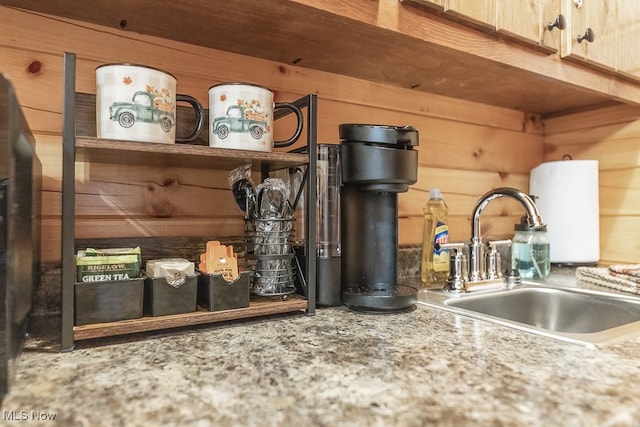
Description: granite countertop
xmin=3 ymin=268 xmax=640 ymax=426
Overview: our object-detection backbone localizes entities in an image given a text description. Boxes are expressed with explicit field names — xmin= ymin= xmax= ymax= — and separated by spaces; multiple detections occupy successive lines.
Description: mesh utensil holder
xmin=245 ymin=218 xmax=297 ymax=296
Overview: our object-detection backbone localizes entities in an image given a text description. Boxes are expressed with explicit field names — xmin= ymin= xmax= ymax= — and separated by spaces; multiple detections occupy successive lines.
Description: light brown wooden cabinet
xmin=402 ymin=0 xmax=565 ymax=53
xmin=558 ymin=0 xmax=640 ymax=79
xmin=615 ymin=0 xmax=640 ymax=79
xmin=497 ymin=0 xmax=562 ymax=52
xmin=560 ymin=0 xmax=618 ymax=71
xmin=403 ymin=0 xmax=636 ymax=79
xmin=446 ymin=0 xmax=496 ymax=30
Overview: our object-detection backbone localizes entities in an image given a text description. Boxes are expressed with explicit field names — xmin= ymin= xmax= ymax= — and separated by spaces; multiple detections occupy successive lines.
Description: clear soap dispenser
xmin=511 ymin=217 xmax=551 ymax=279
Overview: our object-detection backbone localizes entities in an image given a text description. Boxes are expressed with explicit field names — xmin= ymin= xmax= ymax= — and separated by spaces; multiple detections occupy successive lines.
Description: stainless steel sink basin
xmin=417 ymin=283 xmax=640 ymax=348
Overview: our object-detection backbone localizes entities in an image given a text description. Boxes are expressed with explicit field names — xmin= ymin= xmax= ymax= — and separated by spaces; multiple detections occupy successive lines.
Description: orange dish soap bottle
xmin=421 ymin=188 xmax=450 ymax=287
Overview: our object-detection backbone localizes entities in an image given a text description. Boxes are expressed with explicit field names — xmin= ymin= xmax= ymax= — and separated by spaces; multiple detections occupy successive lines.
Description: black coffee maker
xmin=339 ymin=124 xmax=419 ymax=312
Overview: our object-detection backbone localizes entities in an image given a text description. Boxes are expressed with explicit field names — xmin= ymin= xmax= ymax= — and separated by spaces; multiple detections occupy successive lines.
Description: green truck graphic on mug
xmin=109 ymin=88 xmax=175 ymax=132
xmin=212 ymin=99 xmax=270 ymax=140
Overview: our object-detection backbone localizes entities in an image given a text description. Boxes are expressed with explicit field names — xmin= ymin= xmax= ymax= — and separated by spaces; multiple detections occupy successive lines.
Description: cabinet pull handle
xmin=577 ymin=28 xmax=595 ymax=43
xmin=547 ymin=14 xmax=567 ymax=31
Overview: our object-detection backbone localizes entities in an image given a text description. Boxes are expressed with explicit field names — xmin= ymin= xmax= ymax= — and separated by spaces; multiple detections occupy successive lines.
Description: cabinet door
xmin=496 ymin=0 xmax=562 ymax=52
xmin=496 ymin=0 xmax=540 ymax=44
xmin=445 ymin=0 xmax=496 ymax=30
xmin=540 ymin=0 xmax=563 ymax=52
xmin=561 ymin=0 xmax=618 ymax=71
xmin=400 ymin=0 xmax=446 ymax=12
xmin=617 ymin=0 xmax=640 ymax=80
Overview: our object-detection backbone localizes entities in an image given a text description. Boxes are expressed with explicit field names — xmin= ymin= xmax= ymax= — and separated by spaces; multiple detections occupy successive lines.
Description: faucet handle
xmin=437 ymin=242 xmax=468 ymax=293
xmin=436 ymin=242 xmax=466 ymax=251
xmin=485 ymin=239 xmax=511 ymax=280
xmin=486 ymin=239 xmax=511 ymax=252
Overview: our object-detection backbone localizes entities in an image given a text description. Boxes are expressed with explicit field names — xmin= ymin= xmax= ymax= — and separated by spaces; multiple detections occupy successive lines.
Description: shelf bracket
xmin=61 ymin=52 xmax=76 ymax=351
xmin=274 ymin=94 xmax=318 ymax=315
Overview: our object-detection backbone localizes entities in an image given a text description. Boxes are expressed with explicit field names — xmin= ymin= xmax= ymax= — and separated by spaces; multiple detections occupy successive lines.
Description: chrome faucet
xmin=470 ymin=187 xmax=544 ymax=282
xmin=441 ymin=187 xmax=545 ymax=293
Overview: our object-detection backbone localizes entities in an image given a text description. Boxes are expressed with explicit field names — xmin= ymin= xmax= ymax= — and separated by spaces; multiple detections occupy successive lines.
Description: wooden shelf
xmin=5 ymin=0 xmax=640 ymax=115
xmin=75 ymin=137 xmax=309 ymax=171
xmin=73 ymin=295 xmax=308 ymax=341
xmin=73 ymin=92 xmax=308 ymax=170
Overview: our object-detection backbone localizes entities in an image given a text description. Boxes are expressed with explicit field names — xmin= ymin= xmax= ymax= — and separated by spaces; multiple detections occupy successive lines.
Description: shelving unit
xmin=60 ymin=53 xmax=317 ymax=351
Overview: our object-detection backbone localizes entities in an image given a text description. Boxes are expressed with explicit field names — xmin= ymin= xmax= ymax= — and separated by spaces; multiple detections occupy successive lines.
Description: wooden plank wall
xmin=545 ymin=105 xmax=640 ymax=265
xmin=0 ymin=6 xmax=543 ymax=264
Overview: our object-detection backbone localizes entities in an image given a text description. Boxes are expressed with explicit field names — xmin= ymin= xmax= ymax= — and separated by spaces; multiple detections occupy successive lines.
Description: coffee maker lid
xmin=339 ymin=124 xmax=419 ymax=147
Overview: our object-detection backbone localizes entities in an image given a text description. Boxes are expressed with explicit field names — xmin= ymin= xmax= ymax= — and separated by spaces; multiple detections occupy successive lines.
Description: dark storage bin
xmin=198 ymin=271 xmax=250 ymax=312
xmin=144 ymin=273 xmax=199 ymax=317
xmin=74 ymin=277 xmax=144 ymax=325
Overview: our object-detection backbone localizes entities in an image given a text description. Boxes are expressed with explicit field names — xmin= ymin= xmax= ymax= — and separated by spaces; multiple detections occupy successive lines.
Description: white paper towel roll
xmin=529 ymin=160 xmax=599 ymax=264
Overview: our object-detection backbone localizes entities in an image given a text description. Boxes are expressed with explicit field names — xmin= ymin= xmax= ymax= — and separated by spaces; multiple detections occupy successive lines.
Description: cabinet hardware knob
xmin=577 ymin=28 xmax=595 ymax=43
xmin=547 ymin=14 xmax=567 ymax=31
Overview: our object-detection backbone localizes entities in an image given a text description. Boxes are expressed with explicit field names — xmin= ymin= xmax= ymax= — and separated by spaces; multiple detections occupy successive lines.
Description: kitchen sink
xmin=417 ymin=283 xmax=640 ymax=348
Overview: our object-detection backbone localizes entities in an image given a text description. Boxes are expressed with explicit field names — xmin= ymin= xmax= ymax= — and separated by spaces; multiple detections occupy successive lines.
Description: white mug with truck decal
xmin=208 ymin=83 xmax=303 ymax=152
xmin=96 ymin=63 xmax=203 ymax=144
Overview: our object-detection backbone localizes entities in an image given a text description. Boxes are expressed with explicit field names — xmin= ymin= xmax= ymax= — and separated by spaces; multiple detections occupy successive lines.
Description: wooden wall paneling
xmin=5 ymin=5 xmax=640 ymax=270
xmin=27 ymin=134 xmax=62 ymax=184
xmin=314 ymin=103 xmax=543 ymax=172
xmin=399 ymin=166 xmax=531 ymax=246
xmin=73 ymin=164 xmax=238 ymax=218
xmin=41 ymin=219 xmax=63 ymax=263
xmin=544 ymin=124 xmax=640 ymax=169
xmin=416 ymin=120 xmax=542 ymax=174
xmin=313 ymin=98 xmax=544 ymax=172
xmin=0 ymin=48 xmax=64 ymax=118
xmin=399 ymin=214 xmax=522 ymax=246
xmin=600 ymin=217 xmax=640 ymax=264
xmin=401 ymin=167 xmax=530 ymax=215
xmin=412 ymin=166 xmax=530 ymax=195
xmin=1 ymin=6 xmax=545 ymax=264
xmin=543 ymin=104 xmax=640 ymax=135
xmin=41 ymin=218 xmax=245 ymax=262
xmin=544 ymin=109 xmax=640 ymax=264
xmin=545 ymin=117 xmax=640 ymax=145
xmin=72 ymin=218 xmax=245 ymax=239
xmin=599 ymin=168 xmax=640 ymax=216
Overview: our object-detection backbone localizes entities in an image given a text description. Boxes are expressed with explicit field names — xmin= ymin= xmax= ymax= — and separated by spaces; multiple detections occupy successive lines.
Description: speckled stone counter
xmin=3 ymin=268 xmax=640 ymax=426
